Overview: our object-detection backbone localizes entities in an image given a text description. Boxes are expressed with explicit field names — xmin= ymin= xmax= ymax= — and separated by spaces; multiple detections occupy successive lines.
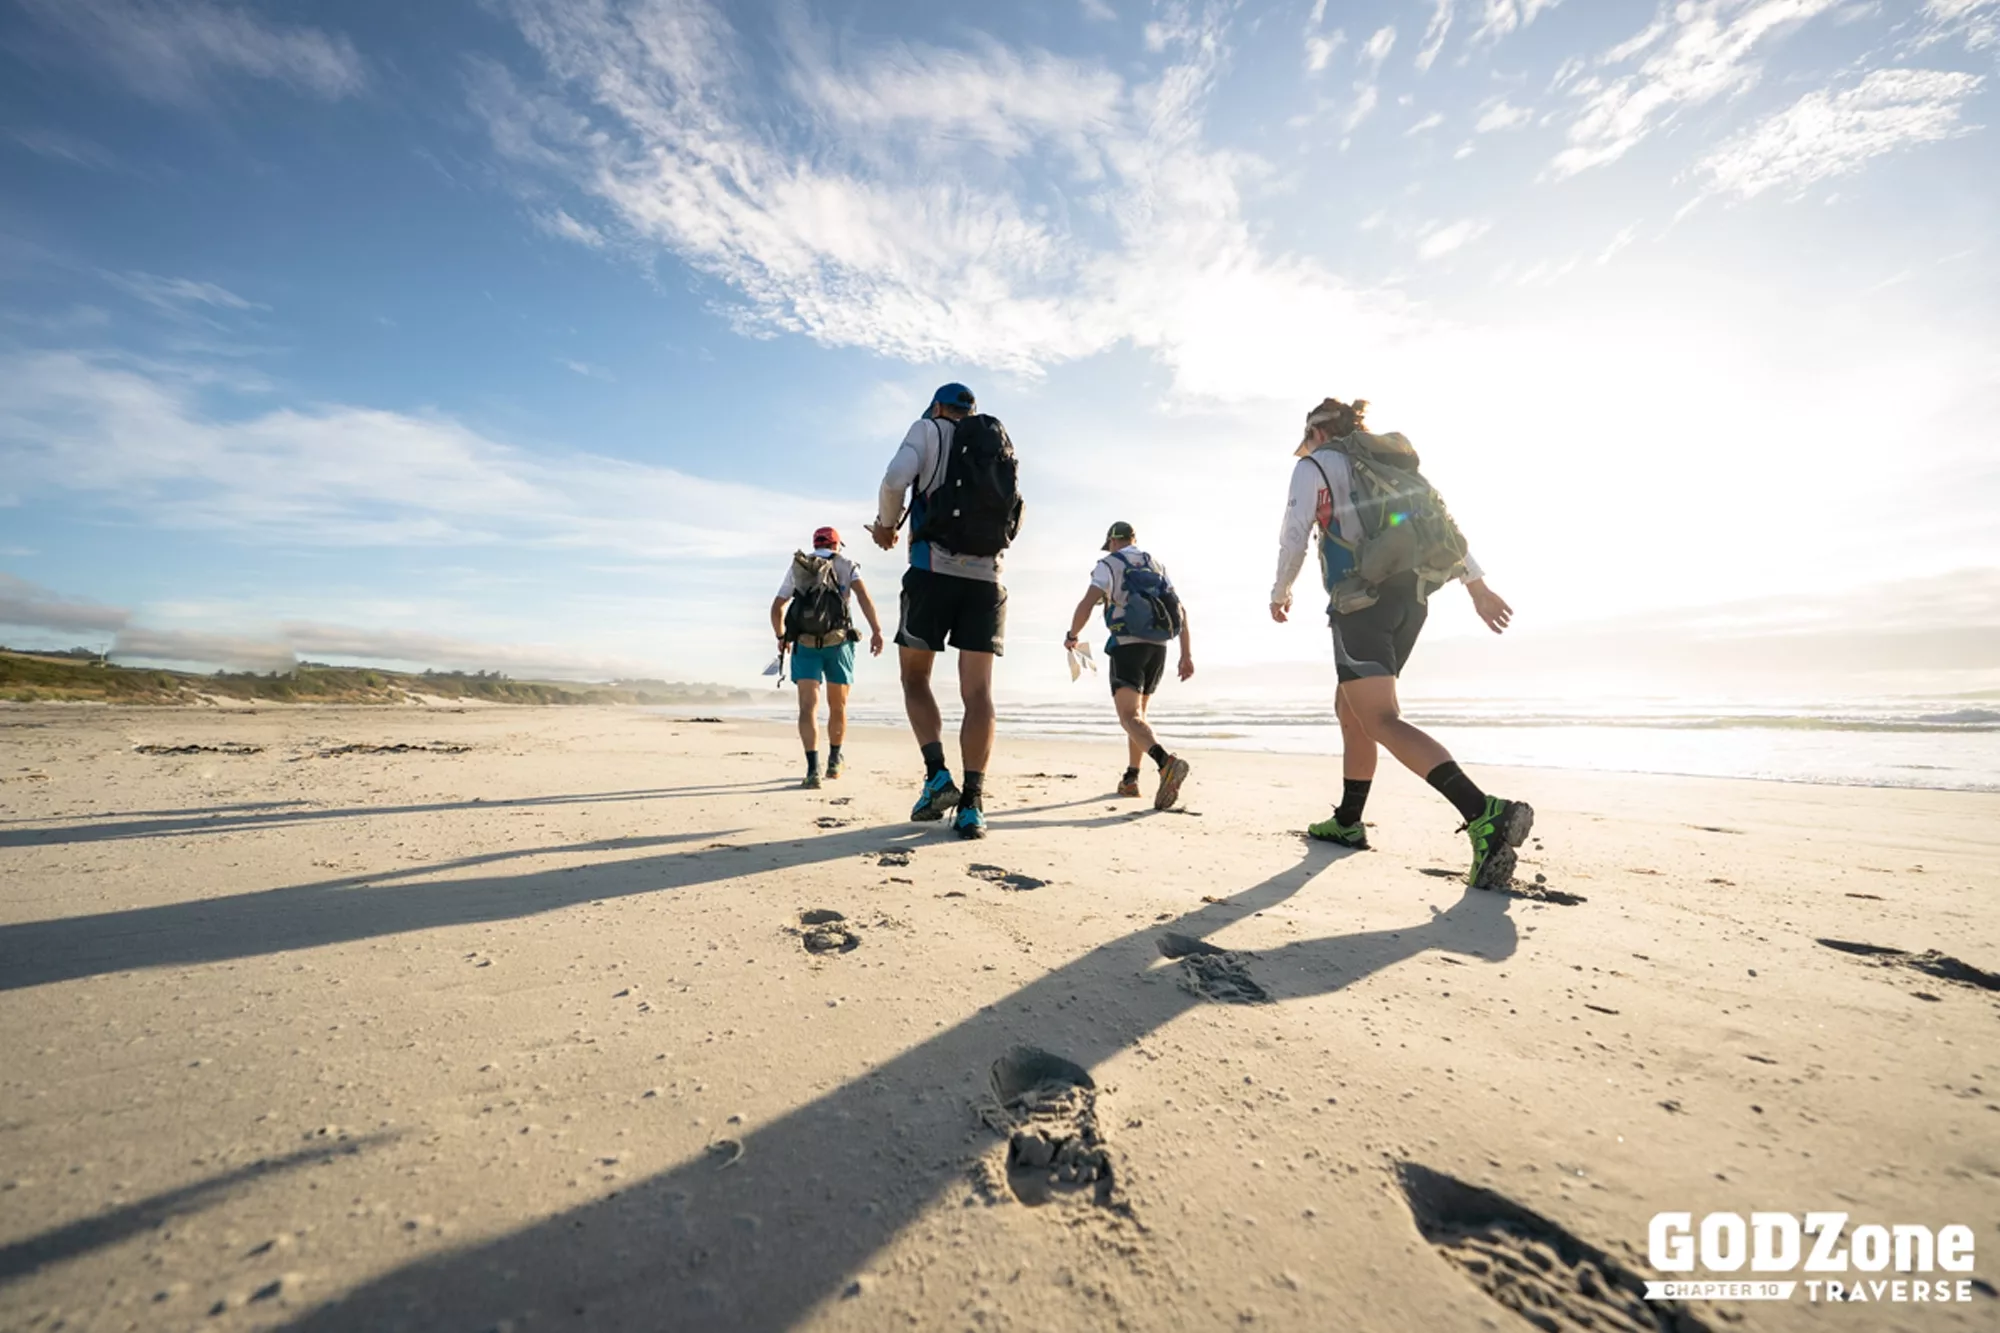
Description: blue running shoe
xmin=953 ymin=804 xmax=987 ymax=839
xmin=911 ymin=769 xmax=960 ymax=821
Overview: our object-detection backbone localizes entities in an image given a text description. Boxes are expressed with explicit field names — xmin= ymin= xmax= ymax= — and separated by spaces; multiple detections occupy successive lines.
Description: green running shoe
xmin=953 ymin=804 xmax=987 ymax=839
xmin=802 ymin=771 xmax=822 ymax=790
xmin=1306 ymin=814 xmax=1369 ymax=849
xmin=1464 ymin=796 xmax=1534 ymax=889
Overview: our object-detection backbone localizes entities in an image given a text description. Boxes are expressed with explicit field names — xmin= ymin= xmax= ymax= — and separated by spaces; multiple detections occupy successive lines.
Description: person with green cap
xmin=1271 ymin=395 xmax=1533 ymax=890
xmin=1064 ymin=520 xmax=1193 ymax=809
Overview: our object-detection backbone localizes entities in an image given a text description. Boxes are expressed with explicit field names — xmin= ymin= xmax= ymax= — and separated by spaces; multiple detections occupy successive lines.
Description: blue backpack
xmin=1104 ymin=550 xmax=1183 ymax=643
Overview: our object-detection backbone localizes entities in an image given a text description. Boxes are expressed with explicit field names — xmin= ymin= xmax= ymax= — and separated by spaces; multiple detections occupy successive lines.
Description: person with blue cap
xmin=866 ymin=382 xmax=1024 ymax=839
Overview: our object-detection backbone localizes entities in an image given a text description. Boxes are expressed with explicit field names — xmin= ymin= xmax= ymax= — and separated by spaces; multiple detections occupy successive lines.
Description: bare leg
xmin=1337 ymin=675 xmax=1451 ymax=777
xmin=1335 ymin=688 xmax=1379 ymax=781
xmin=899 ymin=646 xmax=942 ymax=749
xmin=825 ymin=682 xmax=849 ymax=748
xmin=957 ymin=651 xmax=996 ymax=773
xmin=795 ymin=679 xmax=821 ymax=753
xmin=1115 ymin=688 xmax=1157 ymax=766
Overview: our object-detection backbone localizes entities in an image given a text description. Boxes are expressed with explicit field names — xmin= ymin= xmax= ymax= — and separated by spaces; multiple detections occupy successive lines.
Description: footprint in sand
xmin=815 ymin=816 xmax=855 ymax=829
xmin=1420 ymin=867 xmax=1587 ymax=906
xmin=877 ymin=849 xmax=913 ymax=868
xmin=984 ymin=1047 xmax=1118 ymax=1210
xmin=134 ymin=742 xmax=265 ymax=756
xmin=1157 ymin=934 xmax=1269 ymax=1004
xmin=968 ymin=864 xmax=1048 ymax=891
xmin=1817 ymin=939 xmax=2000 ymax=994
xmin=796 ymin=909 xmax=859 ymax=954
xmin=1397 ymin=1161 xmax=1716 ymax=1333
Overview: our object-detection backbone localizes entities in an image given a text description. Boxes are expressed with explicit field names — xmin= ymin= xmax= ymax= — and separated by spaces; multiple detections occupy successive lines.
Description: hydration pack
xmin=1104 ymin=549 xmax=1183 ymax=643
xmin=782 ymin=552 xmax=852 ymax=645
xmin=912 ymin=414 xmax=1023 ymax=558
xmin=1306 ymin=430 xmax=1468 ymax=612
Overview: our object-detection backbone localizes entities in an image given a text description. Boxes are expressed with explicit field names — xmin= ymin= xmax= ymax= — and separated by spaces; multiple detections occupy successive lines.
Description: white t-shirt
xmin=777 ymin=549 xmax=860 ymax=602
xmin=1091 ymin=547 xmax=1172 ymax=647
xmin=874 ymin=416 xmax=1003 ymax=583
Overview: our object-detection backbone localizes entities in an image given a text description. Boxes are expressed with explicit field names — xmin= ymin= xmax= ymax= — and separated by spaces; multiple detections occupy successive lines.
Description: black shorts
xmin=1331 ymin=572 xmax=1428 ymax=683
xmin=1108 ymin=642 xmax=1167 ymax=696
xmin=896 ymin=567 xmax=1007 ymax=656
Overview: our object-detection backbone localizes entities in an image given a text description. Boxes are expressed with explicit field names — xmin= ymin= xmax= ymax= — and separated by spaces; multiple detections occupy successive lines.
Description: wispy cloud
xmin=0 ymin=351 xmax=834 ymax=559
xmin=1359 ymin=25 xmax=1398 ymax=73
xmin=0 ymin=573 xmax=129 ymax=635
xmin=1916 ymin=0 xmax=2000 ymax=51
xmin=1698 ymin=68 xmax=1984 ymax=199
xmin=559 ymin=358 xmax=614 ymax=381
xmin=16 ymin=0 xmax=366 ymax=106
xmin=476 ymin=0 xmax=1417 ymax=404
xmin=1551 ymin=0 xmax=1840 ymax=178
xmin=1415 ymin=0 xmax=1455 ymax=72
xmin=535 ymin=209 xmax=607 ymax=249
xmin=104 ymin=271 xmax=262 ymax=314
xmin=1417 ymin=218 xmax=1492 ymax=258
xmin=1406 ymin=111 xmax=1446 ymax=134
xmin=1302 ymin=0 xmax=1345 ymax=75
xmin=1472 ymin=0 xmax=1564 ymax=45
xmin=1474 ymin=98 xmax=1533 ymax=132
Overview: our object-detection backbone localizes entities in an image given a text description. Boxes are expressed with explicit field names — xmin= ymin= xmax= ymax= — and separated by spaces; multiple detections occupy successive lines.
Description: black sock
xmin=1335 ymin=777 xmax=1371 ymax=825
xmin=960 ymin=770 xmax=985 ymax=808
xmin=1425 ymin=761 xmax=1488 ymax=823
xmin=1122 ymin=765 xmax=1140 ymax=785
xmin=828 ymin=744 xmax=842 ymax=767
xmin=805 ymin=750 xmax=820 ymax=775
xmin=1147 ymin=743 xmax=1170 ymax=768
xmin=920 ymin=741 xmax=946 ymax=777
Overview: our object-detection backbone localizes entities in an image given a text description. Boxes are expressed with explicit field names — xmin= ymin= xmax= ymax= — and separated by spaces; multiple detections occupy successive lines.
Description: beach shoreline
xmin=2 ymin=705 xmax=1995 ymax=1331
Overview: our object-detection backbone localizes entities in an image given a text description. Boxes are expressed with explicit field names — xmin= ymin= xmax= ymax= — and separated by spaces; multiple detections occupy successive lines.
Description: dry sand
xmin=1 ymin=704 xmax=1996 ymax=1332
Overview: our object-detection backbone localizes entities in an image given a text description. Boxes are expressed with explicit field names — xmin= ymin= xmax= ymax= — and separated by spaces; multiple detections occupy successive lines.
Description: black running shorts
xmin=1331 ymin=571 xmax=1428 ymax=683
xmin=1107 ymin=642 xmax=1167 ymax=696
xmin=896 ymin=567 xmax=1007 ymax=656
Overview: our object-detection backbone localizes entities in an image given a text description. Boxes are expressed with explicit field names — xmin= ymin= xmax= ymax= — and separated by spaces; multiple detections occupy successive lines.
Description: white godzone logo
xmin=1646 ymin=1213 xmax=1980 ymax=1304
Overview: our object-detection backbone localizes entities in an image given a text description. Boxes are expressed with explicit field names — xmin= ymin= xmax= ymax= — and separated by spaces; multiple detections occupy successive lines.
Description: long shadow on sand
xmin=0 ymin=1135 xmax=396 ymax=1284
xmin=275 ymin=849 xmax=1517 ymax=1331
xmin=0 ymin=781 xmax=799 ymax=849
xmin=0 ymin=806 xmax=1168 ymax=992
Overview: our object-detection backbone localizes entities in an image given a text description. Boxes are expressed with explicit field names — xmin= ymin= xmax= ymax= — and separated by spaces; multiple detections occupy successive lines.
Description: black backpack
xmin=782 ymin=552 xmax=852 ymax=643
xmin=912 ymin=414 xmax=1023 ymax=558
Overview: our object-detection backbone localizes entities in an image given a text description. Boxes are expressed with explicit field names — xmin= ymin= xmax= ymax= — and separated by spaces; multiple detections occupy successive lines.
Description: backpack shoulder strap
xmin=1303 ymin=451 xmax=1341 ymax=526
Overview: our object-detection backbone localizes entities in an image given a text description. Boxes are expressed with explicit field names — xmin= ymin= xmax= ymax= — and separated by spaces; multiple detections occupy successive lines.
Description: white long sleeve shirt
xmin=1271 ymin=449 xmax=1482 ymax=606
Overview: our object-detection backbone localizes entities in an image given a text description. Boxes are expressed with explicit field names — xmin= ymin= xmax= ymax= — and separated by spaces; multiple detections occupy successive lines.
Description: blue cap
xmin=931 ymin=382 xmax=975 ymax=409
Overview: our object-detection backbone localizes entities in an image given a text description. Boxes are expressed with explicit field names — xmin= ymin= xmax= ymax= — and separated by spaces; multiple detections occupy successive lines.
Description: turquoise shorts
xmin=790 ymin=639 xmax=857 ymax=685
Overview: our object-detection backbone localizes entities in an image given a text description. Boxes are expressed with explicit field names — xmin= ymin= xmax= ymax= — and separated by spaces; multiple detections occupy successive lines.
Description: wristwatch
xmin=1063 ymin=631 xmax=1078 ymax=645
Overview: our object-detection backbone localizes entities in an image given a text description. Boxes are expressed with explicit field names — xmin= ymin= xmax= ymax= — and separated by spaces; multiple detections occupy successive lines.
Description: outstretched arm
xmin=851 ymin=578 xmax=886 ymax=655
xmin=1063 ymin=586 xmax=1105 ymax=648
xmin=1270 ymin=458 xmax=1317 ymax=622
xmin=868 ymin=426 xmax=927 ymax=549
xmin=1465 ymin=577 xmax=1511 ymax=633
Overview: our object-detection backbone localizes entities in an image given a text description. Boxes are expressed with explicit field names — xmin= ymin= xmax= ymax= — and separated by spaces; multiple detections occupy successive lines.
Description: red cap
xmin=812 ymin=526 xmax=842 ymax=549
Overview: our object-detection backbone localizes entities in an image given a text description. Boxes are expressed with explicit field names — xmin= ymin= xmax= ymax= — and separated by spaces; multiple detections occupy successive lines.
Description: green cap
xmin=1102 ymin=521 xmax=1136 ymax=551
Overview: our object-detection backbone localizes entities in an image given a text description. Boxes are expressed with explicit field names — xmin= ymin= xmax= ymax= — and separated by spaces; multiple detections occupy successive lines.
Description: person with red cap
xmin=771 ymin=526 xmax=883 ymax=788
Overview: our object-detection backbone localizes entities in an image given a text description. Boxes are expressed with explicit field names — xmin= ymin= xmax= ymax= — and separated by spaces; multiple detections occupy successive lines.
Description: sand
xmin=1 ymin=704 xmax=1995 ymax=1332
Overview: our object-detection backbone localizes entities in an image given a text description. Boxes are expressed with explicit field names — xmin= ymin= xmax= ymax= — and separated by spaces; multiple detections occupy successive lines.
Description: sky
xmin=1 ymin=0 xmax=1996 ymax=699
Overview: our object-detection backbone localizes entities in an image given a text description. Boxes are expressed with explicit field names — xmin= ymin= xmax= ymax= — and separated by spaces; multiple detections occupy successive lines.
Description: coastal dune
xmin=1 ymin=706 xmax=1995 ymax=1331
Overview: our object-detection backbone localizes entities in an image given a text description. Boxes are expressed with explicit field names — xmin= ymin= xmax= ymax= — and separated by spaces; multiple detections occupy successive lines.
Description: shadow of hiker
xmin=0 ymin=781 xmax=801 ymax=850
xmin=281 ymin=855 xmax=1517 ymax=1332
xmin=0 ymin=804 xmax=1162 ymax=993
xmin=0 ymin=1134 xmax=396 ymax=1285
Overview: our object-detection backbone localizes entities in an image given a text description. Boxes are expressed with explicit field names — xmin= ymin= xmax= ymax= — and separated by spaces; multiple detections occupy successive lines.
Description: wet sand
xmin=1 ymin=705 xmax=1995 ymax=1332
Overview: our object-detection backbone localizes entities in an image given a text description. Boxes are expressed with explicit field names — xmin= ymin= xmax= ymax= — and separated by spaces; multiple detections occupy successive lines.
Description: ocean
xmin=696 ymin=693 xmax=2000 ymax=793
